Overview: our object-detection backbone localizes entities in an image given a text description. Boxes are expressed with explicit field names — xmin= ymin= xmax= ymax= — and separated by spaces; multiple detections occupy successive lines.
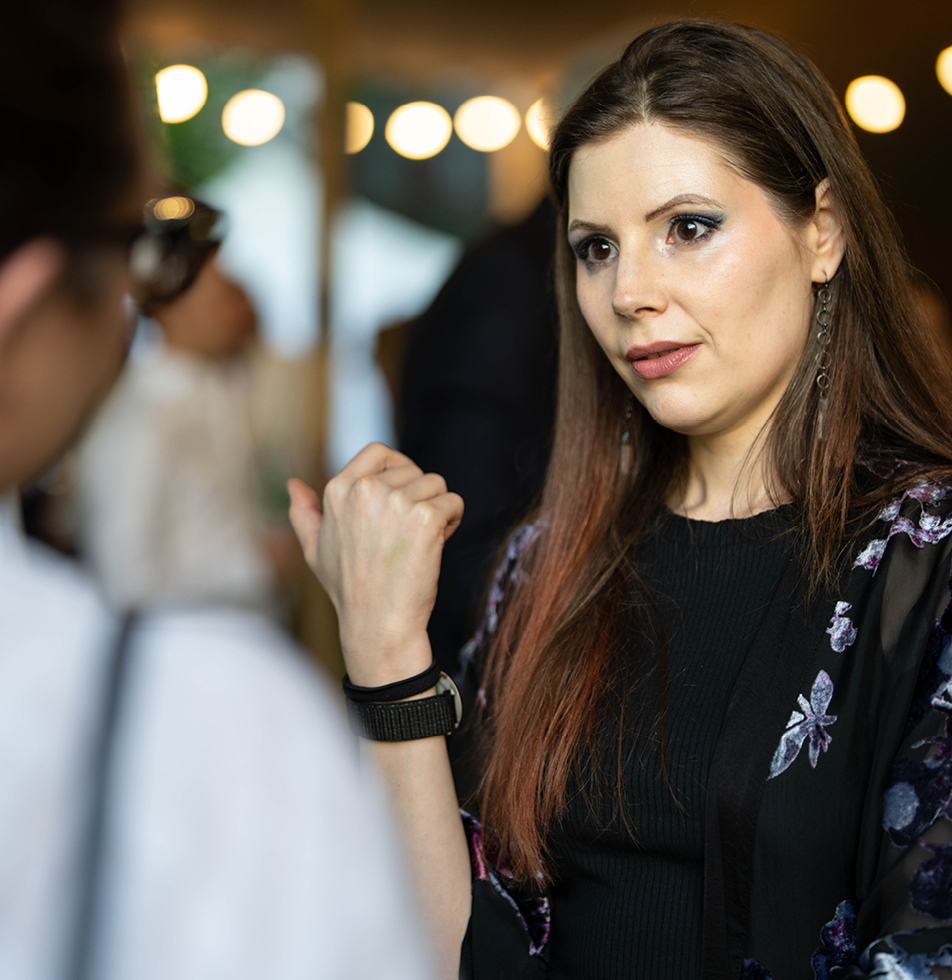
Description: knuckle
xmin=353 ymin=475 xmax=377 ymax=501
xmin=427 ymin=472 xmax=447 ymax=495
xmin=411 ymin=500 xmax=439 ymax=528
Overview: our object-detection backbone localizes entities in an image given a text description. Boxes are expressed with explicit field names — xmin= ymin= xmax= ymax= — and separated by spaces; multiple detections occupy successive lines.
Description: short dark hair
xmin=0 ymin=0 xmax=138 ymax=260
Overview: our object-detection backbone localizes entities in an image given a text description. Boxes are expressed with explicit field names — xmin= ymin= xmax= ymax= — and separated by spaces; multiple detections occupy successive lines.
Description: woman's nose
xmin=611 ymin=249 xmax=667 ymax=319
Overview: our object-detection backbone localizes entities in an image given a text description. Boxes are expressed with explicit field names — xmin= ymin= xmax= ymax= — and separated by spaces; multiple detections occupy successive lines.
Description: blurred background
xmin=30 ymin=0 xmax=952 ymax=677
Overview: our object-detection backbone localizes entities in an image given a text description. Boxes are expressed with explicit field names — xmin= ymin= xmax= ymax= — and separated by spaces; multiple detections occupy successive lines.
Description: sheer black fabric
xmin=451 ymin=480 xmax=952 ymax=980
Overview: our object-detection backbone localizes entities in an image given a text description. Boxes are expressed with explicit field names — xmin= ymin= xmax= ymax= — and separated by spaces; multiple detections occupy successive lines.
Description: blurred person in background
xmin=398 ymin=199 xmax=559 ymax=675
xmin=291 ymin=20 xmax=952 ymax=980
xmin=0 ymin=3 xmax=434 ymax=979
xmin=76 ymin=209 xmax=301 ymax=618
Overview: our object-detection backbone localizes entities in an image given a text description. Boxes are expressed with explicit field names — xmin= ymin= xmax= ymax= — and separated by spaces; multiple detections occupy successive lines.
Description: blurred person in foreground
xmin=76 ymin=210 xmax=300 ymax=617
xmin=0 ymin=3 xmax=433 ymax=979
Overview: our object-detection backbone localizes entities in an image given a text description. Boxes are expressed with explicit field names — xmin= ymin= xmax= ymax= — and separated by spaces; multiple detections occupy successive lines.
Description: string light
xmin=222 ymin=90 xmax=286 ymax=146
xmin=525 ymin=98 xmax=553 ymax=150
xmin=937 ymin=46 xmax=952 ymax=97
xmin=385 ymin=102 xmax=452 ymax=160
xmin=155 ymin=65 xmax=208 ymax=124
xmin=454 ymin=96 xmax=521 ymax=152
xmin=844 ymin=75 xmax=905 ymax=133
xmin=346 ymin=102 xmax=374 ymax=154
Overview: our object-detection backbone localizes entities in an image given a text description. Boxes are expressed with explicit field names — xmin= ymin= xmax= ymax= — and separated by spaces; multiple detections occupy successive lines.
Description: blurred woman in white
xmin=0 ymin=4 xmax=433 ymax=979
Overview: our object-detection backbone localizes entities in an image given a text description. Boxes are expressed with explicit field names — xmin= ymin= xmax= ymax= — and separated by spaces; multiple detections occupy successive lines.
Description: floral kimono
xmin=451 ymin=479 xmax=952 ymax=980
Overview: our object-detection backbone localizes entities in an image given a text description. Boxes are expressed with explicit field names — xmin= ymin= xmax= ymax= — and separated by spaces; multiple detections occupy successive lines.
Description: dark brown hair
xmin=477 ymin=19 xmax=952 ymax=883
xmin=0 ymin=1 xmax=137 ymax=262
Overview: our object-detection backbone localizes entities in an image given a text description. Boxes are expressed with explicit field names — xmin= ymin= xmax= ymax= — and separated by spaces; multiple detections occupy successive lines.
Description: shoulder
xmin=129 ymin=608 xmax=352 ymax=769
xmin=0 ymin=537 xmax=113 ymax=656
xmin=111 ymin=609 xmax=436 ymax=978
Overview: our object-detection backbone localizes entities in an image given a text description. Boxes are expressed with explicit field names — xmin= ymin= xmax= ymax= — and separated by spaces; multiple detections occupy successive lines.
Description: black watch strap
xmin=347 ymin=689 xmax=458 ymax=741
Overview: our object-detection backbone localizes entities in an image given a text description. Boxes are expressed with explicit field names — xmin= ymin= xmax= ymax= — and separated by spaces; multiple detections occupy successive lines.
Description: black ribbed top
xmin=546 ymin=506 xmax=795 ymax=980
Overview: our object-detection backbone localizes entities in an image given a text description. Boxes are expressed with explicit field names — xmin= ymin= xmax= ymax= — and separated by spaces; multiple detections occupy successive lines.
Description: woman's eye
xmin=668 ymin=217 xmax=716 ymax=243
xmin=575 ymin=237 xmax=615 ymax=263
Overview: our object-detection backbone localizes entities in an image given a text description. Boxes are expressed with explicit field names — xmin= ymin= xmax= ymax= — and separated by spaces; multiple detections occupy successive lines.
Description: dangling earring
xmin=621 ymin=395 xmax=634 ymax=446
xmin=814 ymin=276 xmax=832 ymax=442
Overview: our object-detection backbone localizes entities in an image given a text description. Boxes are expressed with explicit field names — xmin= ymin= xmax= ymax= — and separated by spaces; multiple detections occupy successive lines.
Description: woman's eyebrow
xmin=645 ymin=193 xmax=721 ymax=221
xmin=567 ymin=219 xmax=613 ymax=236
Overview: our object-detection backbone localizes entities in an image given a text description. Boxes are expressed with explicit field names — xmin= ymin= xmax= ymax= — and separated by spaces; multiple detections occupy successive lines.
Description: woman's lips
xmin=626 ymin=343 xmax=701 ymax=380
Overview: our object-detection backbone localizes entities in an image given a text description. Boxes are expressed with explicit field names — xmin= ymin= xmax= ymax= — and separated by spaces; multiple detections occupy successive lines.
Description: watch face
xmin=435 ymin=672 xmax=463 ymax=729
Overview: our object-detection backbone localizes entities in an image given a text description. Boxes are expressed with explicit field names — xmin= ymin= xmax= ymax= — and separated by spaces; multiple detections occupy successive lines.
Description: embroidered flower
xmin=768 ymin=670 xmax=838 ymax=780
xmin=883 ymin=706 xmax=952 ymax=850
xmin=857 ymin=933 xmax=952 ymax=978
xmin=854 ymin=539 xmax=888 ymax=572
xmin=827 ymin=601 xmax=858 ymax=652
xmin=855 ymin=482 xmax=952 ymax=574
xmin=910 ymin=841 xmax=952 ymax=922
xmin=812 ymin=900 xmax=858 ymax=980
xmin=740 ymin=959 xmax=773 ymax=980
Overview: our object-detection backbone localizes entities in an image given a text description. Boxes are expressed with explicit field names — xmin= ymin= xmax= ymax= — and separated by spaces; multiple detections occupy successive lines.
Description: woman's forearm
xmin=363 ymin=727 xmax=471 ymax=980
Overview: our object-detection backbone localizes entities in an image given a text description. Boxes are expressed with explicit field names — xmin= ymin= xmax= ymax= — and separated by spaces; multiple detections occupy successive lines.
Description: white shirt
xmin=0 ymin=492 xmax=434 ymax=980
xmin=76 ymin=347 xmax=274 ymax=612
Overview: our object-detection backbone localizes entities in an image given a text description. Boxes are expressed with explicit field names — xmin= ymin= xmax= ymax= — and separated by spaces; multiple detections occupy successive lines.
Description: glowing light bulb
xmin=525 ymin=98 xmax=554 ymax=150
xmin=151 ymin=196 xmax=195 ymax=221
xmin=453 ymin=96 xmax=521 ymax=152
xmin=844 ymin=75 xmax=905 ymax=133
xmin=937 ymin=46 xmax=952 ymax=97
xmin=385 ymin=102 xmax=452 ymax=160
xmin=222 ymin=89 xmax=286 ymax=146
xmin=346 ymin=102 xmax=374 ymax=154
xmin=155 ymin=65 xmax=208 ymax=124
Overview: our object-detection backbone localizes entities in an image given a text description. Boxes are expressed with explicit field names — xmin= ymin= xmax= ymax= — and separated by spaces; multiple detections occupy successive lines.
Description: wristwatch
xmin=346 ymin=672 xmax=463 ymax=741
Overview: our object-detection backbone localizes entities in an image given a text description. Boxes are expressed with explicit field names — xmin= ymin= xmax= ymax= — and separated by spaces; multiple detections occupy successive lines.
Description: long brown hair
xmin=477 ymin=19 xmax=952 ymax=883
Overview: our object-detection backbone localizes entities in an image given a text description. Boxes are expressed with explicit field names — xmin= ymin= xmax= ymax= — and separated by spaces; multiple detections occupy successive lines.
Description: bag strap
xmin=66 ymin=611 xmax=137 ymax=980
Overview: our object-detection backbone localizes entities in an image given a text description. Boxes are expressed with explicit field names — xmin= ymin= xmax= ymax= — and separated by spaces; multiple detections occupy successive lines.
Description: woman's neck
xmin=667 ymin=426 xmax=783 ymax=522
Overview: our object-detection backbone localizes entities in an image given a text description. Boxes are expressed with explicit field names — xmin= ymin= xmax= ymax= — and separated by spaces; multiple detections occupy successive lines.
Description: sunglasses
xmin=90 ymin=196 xmax=224 ymax=314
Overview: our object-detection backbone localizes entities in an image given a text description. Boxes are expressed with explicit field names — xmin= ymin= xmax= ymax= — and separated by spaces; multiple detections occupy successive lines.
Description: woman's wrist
xmin=340 ymin=633 xmax=434 ymax=688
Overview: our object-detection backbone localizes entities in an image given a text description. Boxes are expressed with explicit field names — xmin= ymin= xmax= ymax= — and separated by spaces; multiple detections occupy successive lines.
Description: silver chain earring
xmin=814 ymin=276 xmax=832 ymax=442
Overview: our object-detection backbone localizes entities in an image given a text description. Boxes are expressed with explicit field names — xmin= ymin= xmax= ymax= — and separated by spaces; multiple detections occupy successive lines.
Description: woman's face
xmin=568 ymin=122 xmax=820 ymax=442
xmin=0 ymin=245 xmax=134 ymax=491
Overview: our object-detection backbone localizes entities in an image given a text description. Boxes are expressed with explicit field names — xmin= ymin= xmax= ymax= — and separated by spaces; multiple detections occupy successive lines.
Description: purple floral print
xmin=460 ymin=810 xmax=550 ymax=956
xmin=883 ymin=702 xmax=952 ymax=851
xmin=854 ymin=482 xmax=952 ymax=573
xmin=812 ymin=900 xmax=858 ymax=980
xmin=458 ymin=522 xmax=540 ymax=667
xmin=740 ymin=959 xmax=773 ymax=980
xmin=768 ymin=670 xmax=838 ymax=780
xmin=855 ymin=934 xmax=952 ymax=978
xmin=910 ymin=841 xmax=952 ymax=921
xmin=827 ymin=601 xmax=858 ymax=652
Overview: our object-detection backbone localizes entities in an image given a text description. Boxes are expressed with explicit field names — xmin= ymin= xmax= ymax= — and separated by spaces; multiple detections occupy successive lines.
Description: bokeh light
xmin=150 ymin=196 xmax=195 ymax=221
xmin=525 ymin=98 xmax=554 ymax=150
xmin=385 ymin=102 xmax=453 ymax=160
xmin=346 ymin=102 xmax=375 ymax=154
xmin=155 ymin=65 xmax=208 ymax=124
xmin=453 ymin=96 xmax=521 ymax=152
xmin=222 ymin=89 xmax=286 ymax=146
xmin=937 ymin=46 xmax=952 ymax=97
xmin=844 ymin=75 xmax=906 ymax=133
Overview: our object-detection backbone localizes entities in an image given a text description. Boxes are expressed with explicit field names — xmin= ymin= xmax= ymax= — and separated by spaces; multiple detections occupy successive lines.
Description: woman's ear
xmin=0 ymin=238 xmax=66 ymax=350
xmin=807 ymin=179 xmax=846 ymax=283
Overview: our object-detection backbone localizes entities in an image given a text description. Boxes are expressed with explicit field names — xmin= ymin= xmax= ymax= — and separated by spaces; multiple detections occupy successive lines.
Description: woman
xmin=290 ymin=20 xmax=952 ymax=980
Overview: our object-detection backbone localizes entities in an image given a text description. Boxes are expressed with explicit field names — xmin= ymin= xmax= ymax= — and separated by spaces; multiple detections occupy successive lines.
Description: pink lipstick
xmin=625 ymin=342 xmax=700 ymax=380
